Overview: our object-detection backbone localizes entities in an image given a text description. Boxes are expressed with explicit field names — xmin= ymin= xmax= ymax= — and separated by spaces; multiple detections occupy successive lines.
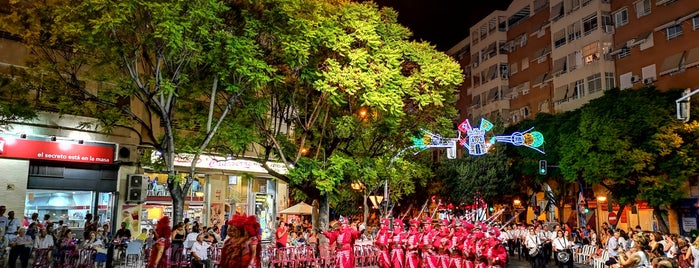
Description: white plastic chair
xmin=124 ymin=240 xmax=144 ymax=268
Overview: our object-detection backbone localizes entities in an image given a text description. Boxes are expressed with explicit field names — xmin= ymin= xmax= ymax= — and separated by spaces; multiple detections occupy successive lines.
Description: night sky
xmin=370 ymin=0 xmax=514 ymax=51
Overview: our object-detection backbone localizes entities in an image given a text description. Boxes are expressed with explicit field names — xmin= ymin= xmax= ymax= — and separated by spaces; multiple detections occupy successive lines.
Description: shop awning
xmin=279 ymin=202 xmax=313 ymax=215
xmin=659 ymin=51 xmax=685 ymax=75
xmin=684 ymin=47 xmax=699 ymax=69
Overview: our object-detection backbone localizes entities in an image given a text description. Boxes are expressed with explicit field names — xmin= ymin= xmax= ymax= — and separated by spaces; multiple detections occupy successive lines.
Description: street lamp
xmin=369 ymin=195 xmax=384 ymax=209
xmin=513 ymin=199 xmax=521 ymax=207
xmin=596 ymin=196 xmax=607 ymax=232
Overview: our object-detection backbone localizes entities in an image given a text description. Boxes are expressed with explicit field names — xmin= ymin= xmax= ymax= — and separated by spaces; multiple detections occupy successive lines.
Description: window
xmin=587 ymin=73 xmax=602 ymax=94
xmin=520 ymin=106 xmax=530 ymax=118
xmin=583 ymin=13 xmax=598 ymax=36
xmin=634 ymin=0 xmax=651 ymax=18
xmin=618 ymin=47 xmax=631 ymax=59
xmin=569 ymin=0 xmax=581 ymax=13
xmin=605 ymin=72 xmax=615 ymax=89
xmin=472 ymin=31 xmax=479 ymax=45
xmin=582 ymin=0 xmax=593 ymax=7
xmin=667 ymin=24 xmax=683 ymax=40
xmin=583 ymin=42 xmax=600 ymax=64
xmin=613 ymin=8 xmax=629 ymax=27
xmin=694 ymin=16 xmax=699 ymax=31
xmin=522 ymin=57 xmax=530 ymax=70
xmin=510 ymin=62 xmax=519 ymax=75
xmin=573 ymin=79 xmax=585 ymax=99
xmin=554 ymin=29 xmax=567 ymax=48
xmin=568 ymin=22 xmax=582 ymax=42
xmin=500 ymin=64 xmax=509 ymax=79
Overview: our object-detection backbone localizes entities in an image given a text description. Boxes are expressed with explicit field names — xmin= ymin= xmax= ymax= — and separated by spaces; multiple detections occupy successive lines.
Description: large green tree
xmin=205 ymin=0 xmax=463 ymax=227
xmin=0 ymin=0 xmax=273 ymax=224
xmin=0 ymin=68 xmax=37 ymax=130
xmin=559 ymin=87 xmax=698 ymax=232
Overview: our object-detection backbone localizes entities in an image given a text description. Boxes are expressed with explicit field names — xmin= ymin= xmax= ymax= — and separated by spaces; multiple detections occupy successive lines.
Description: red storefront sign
xmin=0 ymin=136 xmax=114 ymax=164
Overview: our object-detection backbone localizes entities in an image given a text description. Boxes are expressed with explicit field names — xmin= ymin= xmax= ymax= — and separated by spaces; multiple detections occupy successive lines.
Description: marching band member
xmin=435 ymin=219 xmax=452 ymax=268
xmin=525 ymin=226 xmax=544 ymax=268
xmin=552 ymin=230 xmax=574 ymax=268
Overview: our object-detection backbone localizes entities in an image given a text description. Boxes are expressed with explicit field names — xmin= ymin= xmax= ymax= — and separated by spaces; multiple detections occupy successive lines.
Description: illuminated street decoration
xmin=457 ymin=118 xmax=545 ymax=155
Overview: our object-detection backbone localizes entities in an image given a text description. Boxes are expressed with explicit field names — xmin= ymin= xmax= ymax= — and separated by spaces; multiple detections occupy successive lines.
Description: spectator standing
xmin=276 ymin=222 xmax=288 ymax=248
xmin=5 ymin=211 xmax=21 ymax=241
xmin=0 ymin=205 xmax=8 ymax=234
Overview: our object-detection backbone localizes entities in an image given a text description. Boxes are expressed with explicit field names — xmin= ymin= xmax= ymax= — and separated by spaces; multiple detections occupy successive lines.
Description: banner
xmin=0 ymin=135 xmax=114 ymax=164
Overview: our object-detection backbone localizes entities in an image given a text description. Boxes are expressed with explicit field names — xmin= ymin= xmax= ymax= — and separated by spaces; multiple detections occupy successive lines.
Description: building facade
xmin=449 ymin=0 xmax=699 ymax=234
xmin=0 ymin=30 xmax=289 ymax=238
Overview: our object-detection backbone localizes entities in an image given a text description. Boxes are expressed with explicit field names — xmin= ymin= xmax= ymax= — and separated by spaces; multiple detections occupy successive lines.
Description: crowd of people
xmin=500 ymin=220 xmax=699 ymax=268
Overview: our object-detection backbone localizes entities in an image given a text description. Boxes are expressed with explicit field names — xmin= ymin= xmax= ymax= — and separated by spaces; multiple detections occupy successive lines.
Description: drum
xmin=556 ymin=251 xmax=570 ymax=263
xmin=529 ymin=247 xmax=539 ymax=257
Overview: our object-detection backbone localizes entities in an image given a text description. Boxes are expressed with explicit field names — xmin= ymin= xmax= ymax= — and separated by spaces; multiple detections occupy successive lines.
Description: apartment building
xmin=610 ymin=0 xmax=699 ymax=91
xmin=447 ymin=38 xmax=473 ymax=121
xmin=507 ymin=0 xmax=552 ymax=124
xmin=467 ymin=10 xmax=512 ymax=121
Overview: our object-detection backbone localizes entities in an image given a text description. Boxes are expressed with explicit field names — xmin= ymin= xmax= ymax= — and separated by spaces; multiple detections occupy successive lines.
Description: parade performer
xmin=434 ymin=219 xmax=452 ymax=268
xmin=461 ymin=220 xmax=476 ymax=268
xmin=221 ymin=214 xmax=260 ymax=268
xmin=322 ymin=216 xmax=360 ymax=268
xmin=374 ymin=218 xmax=392 ymax=268
xmin=473 ymin=226 xmax=489 ymax=268
xmin=147 ymin=216 xmax=171 ymax=268
xmin=486 ymin=228 xmax=508 ymax=268
xmin=449 ymin=220 xmax=465 ymax=268
xmin=405 ymin=218 xmax=421 ymax=268
xmin=389 ymin=220 xmax=406 ymax=268
xmin=421 ymin=219 xmax=439 ymax=268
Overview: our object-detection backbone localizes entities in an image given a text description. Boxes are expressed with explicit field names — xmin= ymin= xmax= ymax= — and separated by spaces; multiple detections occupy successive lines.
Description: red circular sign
xmin=608 ymin=212 xmax=618 ymax=225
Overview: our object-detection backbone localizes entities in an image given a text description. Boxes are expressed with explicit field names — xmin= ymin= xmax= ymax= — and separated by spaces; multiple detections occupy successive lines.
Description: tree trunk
xmin=311 ymin=199 xmax=320 ymax=230
xmin=363 ymin=193 xmax=368 ymax=227
xmin=320 ymin=194 xmax=330 ymax=229
xmin=652 ymin=206 xmax=671 ymax=234
xmin=611 ymin=204 xmax=626 ymax=231
xmin=170 ymin=177 xmax=186 ymax=225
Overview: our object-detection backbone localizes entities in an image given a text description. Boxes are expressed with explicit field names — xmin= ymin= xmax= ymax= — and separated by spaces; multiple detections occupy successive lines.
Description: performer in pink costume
xmin=404 ymin=218 xmax=422 ymax=268
xmin=389 ymin=220 xmax=406 ymax=268
xmin=421 ymin=220 xmax=439 ymax=268
xmin=321 ymin=216 xmax=360 ymax=268
xmin=373 ymin=218 xmax=392 ymax=268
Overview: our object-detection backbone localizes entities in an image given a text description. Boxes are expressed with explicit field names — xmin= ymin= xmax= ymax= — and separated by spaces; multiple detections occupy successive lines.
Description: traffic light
xmin=538 ymin=160 xmax=547 ymax=175
xmin=584 ymin=206 xmax=589 ymax=213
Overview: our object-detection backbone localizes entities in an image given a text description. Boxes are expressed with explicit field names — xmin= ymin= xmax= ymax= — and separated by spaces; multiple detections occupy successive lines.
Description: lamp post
xmin=596 ymin=196 xmax=607 ymax=232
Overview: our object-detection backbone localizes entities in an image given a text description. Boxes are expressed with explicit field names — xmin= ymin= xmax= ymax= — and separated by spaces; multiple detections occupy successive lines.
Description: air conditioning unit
xmin=605 ymin=25 xmax=615 ymax=34
xmin=126 ymin=174 xmax=148 ymax=203
xmin=631 ymin=75 xmax=641 ymax=83
xmin=117 ymin=144 xmax=140 ymax=163
xmin=643 ymin=77 xmax=656 ymax=85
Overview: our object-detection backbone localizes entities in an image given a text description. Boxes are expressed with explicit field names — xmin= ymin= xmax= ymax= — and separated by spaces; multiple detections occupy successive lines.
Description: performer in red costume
xmin=462 ymin=221 xmax=478 ymax=268
xmin=421 ymin=220 xmax=439 ymax=268
xmin=221 ymin=214 xmax=260 ymax=268
xmin=486 ymin=228 xmax=508 ymax=268
xmin=449 ymin=220 xmax=465 ymax=268
xmin=374 ymin=218 xmax=392 ymax=268
xmin=147 ymin=216 xmax=171 ymax=268
xmin=389 ymin=220 xmax=406 ymax=268
xmin=322 ymin=216 xmax=360 ymax=268
xmin=435 ymin=219 xmax=453 ymax=268
xmin=404 ymin=218 xmax=422 ymax=268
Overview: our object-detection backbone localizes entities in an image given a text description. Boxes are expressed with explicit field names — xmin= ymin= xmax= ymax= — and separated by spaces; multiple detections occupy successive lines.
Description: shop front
xmin=169 ymin=153 xmax=288 ymax=241
xmin=0 ymin=133 xmax=118 ymax=237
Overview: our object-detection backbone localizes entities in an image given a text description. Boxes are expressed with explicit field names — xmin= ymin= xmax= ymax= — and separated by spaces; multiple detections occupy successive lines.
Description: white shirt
xmin=34 ymin=235 xmax=54 ymax=249
xmin=5 ymin=217 xmax=20 ymax=234
xmin=525 ymin=234 xmax=540 ymax=249
xmin=0 ymin=215 xmax=8 ymax=234
xmin=553 ymin=237 xmax=572 ymax=251
xmin=191 ymin=241 xmax=210 ymax=260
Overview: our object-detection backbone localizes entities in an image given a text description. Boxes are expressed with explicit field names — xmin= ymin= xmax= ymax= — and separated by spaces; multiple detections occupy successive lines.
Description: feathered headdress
xmin=245 ymin=215 xmax=259 ymax=237
xmin=155 ymin=216 xmax=172 ymax=243
xmin=338 ymin=216 xmax=349 ymax=225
